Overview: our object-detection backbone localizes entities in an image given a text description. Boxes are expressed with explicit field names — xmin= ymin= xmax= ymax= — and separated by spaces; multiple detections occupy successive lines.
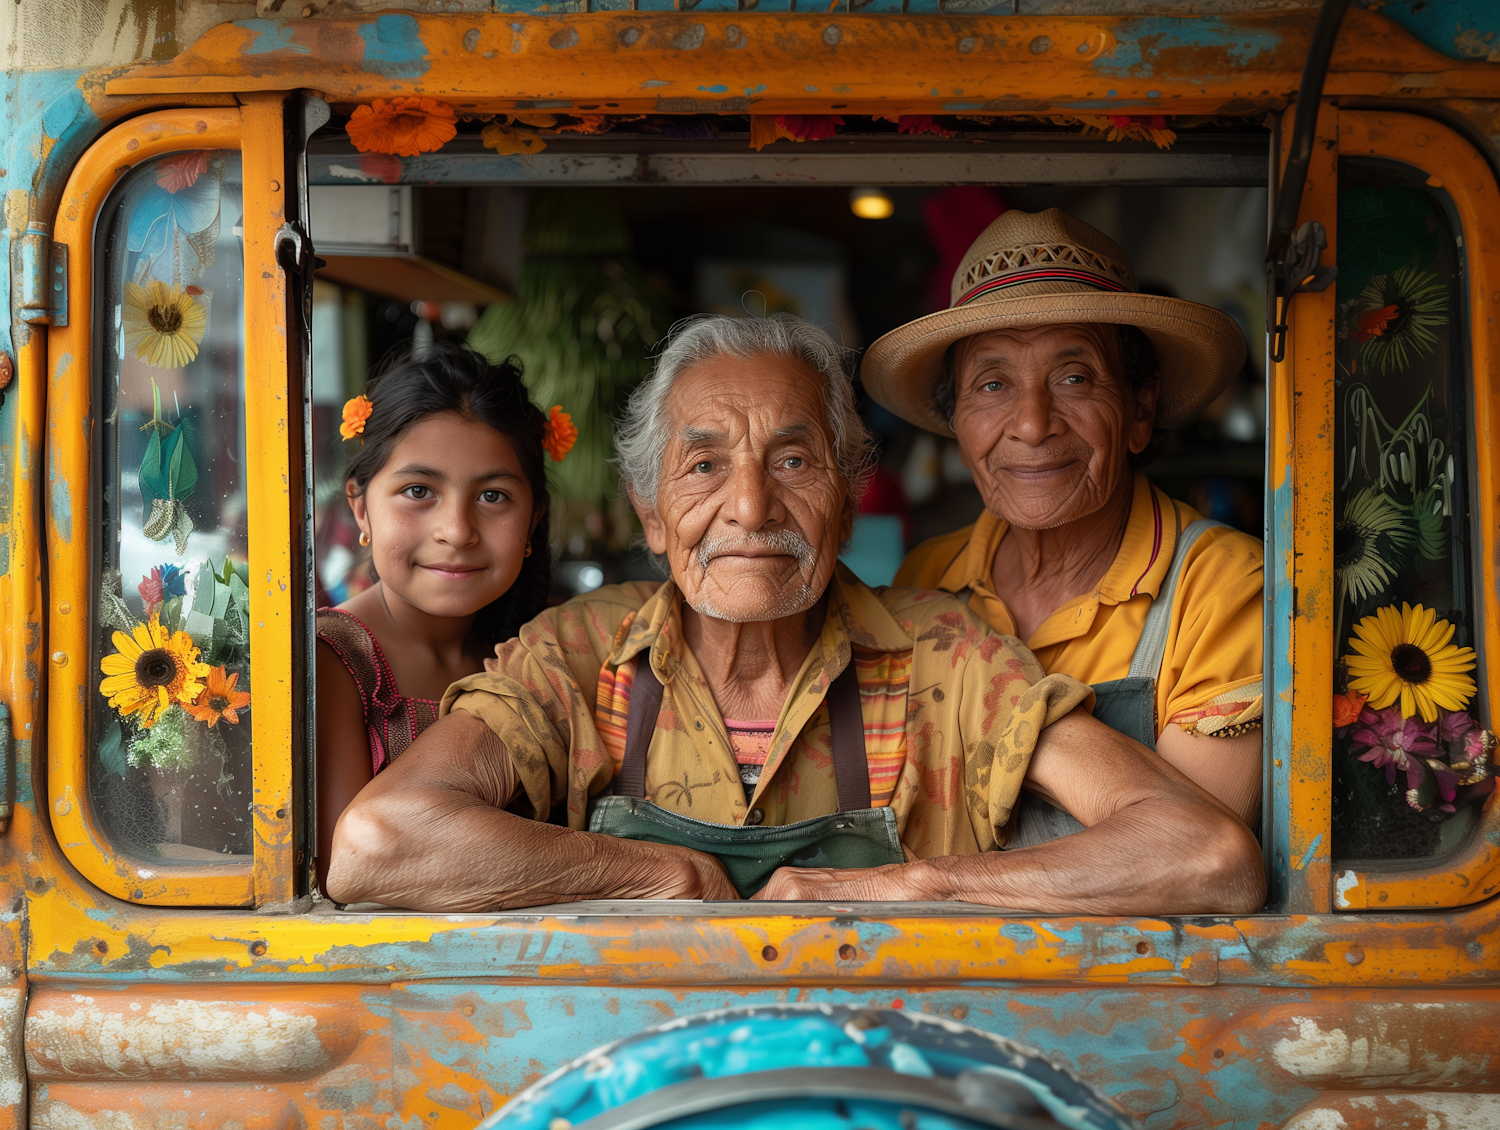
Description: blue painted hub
xmin=478 ymin=1004 xmax=1132 ymax=1130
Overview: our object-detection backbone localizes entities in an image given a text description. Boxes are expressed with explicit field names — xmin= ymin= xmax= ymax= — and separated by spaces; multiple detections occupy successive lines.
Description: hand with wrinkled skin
xmin=752 ymin=707 xmax=1265 ymax=916
xmin=327 ymin=711 xmax=739 ymax=910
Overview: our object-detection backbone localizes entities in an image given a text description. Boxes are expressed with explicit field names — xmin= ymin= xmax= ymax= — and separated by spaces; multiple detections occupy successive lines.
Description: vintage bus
xmin=1 ymin=0 xmax=1498 ymax=1126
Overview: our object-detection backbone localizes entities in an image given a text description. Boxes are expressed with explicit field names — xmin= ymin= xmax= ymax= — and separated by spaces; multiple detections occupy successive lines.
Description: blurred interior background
xmin=308 ymin=180 xmax=1268 ymax=607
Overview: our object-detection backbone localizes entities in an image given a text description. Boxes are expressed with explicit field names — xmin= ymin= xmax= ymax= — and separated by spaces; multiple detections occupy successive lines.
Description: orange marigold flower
xmin=1334 ymin=689 xmax=1369 ymax=729
xmin=156 ymin=151 xmax=210 ymax=194
xmin=186 ymin=666 xmax=250 ymax=728
xmin=542 ymin=406 xmax=578 ymax=462
xmin=346 ymin=97 xmax=458 ymax=157
xmin=341 ymin=394 xmax=373 ymax=440
xmin=1352 ymin=303 xmax=1400 ymax=343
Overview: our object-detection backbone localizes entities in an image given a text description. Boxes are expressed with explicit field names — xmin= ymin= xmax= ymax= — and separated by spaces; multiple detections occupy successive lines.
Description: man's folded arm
xmin=920 ymin=708 xmax=1266 ymax=914
xmin=756 ymin=707 xmax=1265 ymax=915
xmin=325 ymin=711 xmax=738 ymax=910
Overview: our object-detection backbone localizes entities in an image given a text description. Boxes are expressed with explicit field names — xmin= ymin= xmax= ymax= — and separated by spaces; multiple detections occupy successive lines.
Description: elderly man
xmin=866 ymin=207 xmax=1264 ymax=844
xmin=327 ymin=314 xmax=1262 ymax=913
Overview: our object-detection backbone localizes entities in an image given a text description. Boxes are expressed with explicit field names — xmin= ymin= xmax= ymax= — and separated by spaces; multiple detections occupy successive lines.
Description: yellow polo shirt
xmin=440 ymin=566 xmax=1092 ymax=860
xmin=896 ymin=472 xmax=1263 ymax=738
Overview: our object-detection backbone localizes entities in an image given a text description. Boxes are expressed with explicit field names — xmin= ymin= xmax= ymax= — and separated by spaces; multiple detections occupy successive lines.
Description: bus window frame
xmin=46 ymin=101 xmax=297 ymax=908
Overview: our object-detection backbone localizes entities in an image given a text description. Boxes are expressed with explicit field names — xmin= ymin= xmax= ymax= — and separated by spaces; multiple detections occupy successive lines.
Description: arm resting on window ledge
xmin=754 ymin=707 xmax=1266 ymax=915
xmin=325 ymin=711 xmax=738 ymax=911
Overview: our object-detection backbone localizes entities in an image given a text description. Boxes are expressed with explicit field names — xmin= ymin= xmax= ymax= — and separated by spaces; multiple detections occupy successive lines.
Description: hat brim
xmin=859 ymin=292 xmax=1249 ymax=434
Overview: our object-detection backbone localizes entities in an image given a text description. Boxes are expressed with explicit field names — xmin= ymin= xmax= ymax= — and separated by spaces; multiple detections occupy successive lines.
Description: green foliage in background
xmin=468 ymin=190 xmax=669 ymax=550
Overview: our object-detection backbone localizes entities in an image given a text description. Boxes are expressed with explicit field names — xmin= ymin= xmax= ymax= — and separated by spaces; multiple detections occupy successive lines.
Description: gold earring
xmin=359 ymin=531 xmax=370 ymax=547
xmin=524 ymin=541 xmax=532 ymax=558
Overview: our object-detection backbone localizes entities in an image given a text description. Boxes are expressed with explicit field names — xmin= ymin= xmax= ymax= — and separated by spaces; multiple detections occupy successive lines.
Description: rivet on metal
xmin=761 ymin=945 xmax=777 ymax=961
xmin=51 ymin=651 xmax=67 ymax=667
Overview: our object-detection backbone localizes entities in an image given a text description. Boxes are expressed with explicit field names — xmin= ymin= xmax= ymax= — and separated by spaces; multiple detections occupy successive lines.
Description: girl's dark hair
xmin=931 ymin=323 xmax=1161 ymax=465
xmin=345 ymin=342 xmax=551 ymax=646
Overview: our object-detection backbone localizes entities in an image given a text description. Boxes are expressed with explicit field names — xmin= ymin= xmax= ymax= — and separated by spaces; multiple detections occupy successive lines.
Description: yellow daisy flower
xmin=122 ymin=280 xmax=207 ymax=369
xmin=99 ymin=613 xmax=209 ymax=728
xmin=1346 ymin=602 xmax=1477 ymax=723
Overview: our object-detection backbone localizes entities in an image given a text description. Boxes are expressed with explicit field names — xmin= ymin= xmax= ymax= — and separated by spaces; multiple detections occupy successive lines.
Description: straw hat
xmin=860 ymin=207 xmax=1247 ymax=435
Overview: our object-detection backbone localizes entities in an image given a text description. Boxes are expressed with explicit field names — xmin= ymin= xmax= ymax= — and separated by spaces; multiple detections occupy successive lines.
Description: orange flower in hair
xmin=346 ymin=97 xmax=457 ymax=157
xmin=542 ymin=406 xmax=578 ymax=462
xmin=340 ymin=394 xmax=373 ymax=440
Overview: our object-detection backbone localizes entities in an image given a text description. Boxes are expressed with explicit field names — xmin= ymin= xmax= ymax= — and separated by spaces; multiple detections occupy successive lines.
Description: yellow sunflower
xmin=1346 ymin=602 xmax=1477 ymax=723
xmin=99 ymin=613 xmax=209 ymax=728
xmin=122 ymin=280 xmax=207 ymax=369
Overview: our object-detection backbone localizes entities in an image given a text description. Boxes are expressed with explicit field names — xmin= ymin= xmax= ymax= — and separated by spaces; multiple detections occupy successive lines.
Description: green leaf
xmin=164 ymin=423 xmax=198 ymax=500
xmin=1338 ymin=183 xmax=1441 ymax=303
xmin=193 ymin=559 xmax=217 ymax=614
xmin=98 ymin=718 xmax=127 ymax=777
xmin=138 ymin=427 xmax=166 ymax=505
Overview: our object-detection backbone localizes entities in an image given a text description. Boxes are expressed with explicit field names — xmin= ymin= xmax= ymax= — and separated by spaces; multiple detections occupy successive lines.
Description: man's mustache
xmin=696 ymin=530 xmax=816 ymax=572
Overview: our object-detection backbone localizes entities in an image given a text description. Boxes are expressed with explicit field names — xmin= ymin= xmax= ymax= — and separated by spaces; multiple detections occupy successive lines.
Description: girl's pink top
xmin=316 ymin=608 xmax=439 ymax=774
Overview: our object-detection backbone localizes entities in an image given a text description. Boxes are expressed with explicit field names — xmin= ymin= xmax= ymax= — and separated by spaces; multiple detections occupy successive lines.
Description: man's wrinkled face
xmin=951 ymin=324 xmax=1158 ymax=530
xmin=636 ymin=353 xmax=849 ymax=623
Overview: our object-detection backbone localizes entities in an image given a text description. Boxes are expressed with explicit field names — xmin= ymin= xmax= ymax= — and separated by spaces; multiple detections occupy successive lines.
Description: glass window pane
xmin=1332 ymin=158 xmax=1482 ymax=860
xmin=90 ymin=151 xmax=253 ymax=863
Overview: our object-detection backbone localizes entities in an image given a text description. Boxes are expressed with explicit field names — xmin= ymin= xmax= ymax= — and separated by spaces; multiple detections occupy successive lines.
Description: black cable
xmin=1267 ymin=0 xmax=1353 ymax=268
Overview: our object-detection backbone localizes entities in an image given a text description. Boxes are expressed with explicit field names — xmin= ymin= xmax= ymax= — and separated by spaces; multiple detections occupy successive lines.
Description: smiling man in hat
xmin=865 ymin=208 xmax=1264 ymax=843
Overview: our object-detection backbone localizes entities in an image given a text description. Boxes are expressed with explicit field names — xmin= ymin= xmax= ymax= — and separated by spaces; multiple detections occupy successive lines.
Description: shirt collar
xmin=936 ymin=470 xmax=1178 ymax=609
xmin=605 ymin=564 xmax=911 ymax=676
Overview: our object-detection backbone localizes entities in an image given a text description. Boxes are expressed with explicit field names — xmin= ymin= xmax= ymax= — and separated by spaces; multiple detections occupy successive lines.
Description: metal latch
xmin=1266 ymin=220 xmax=1337 ymax=364
xmin=16 ymin=230 xmax=68 ymax=327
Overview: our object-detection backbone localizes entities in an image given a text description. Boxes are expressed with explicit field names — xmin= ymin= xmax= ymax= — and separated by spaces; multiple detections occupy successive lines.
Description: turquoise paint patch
xmin=1295 ymin=831 xmax=1324 ymax=873
xmin=49 ymin=470 xmax=71 ymax=544
xmin=236 ymin=20 xmax=312 ymax=56
xmin=942 ymin=103 xmax=984 ymax=111
xmin=1094 ymin=17 xmax=1281 ymax=80
xmin=1355 ymin=0 xmax=1500 ymax=61
xmin=698 ymin=84 xmax=729 ymax=93
xmin=357 ymin=14 xmax=430 ymax=79
xmin=388 ymin=986 xmax=1315 ymax=1128
xmin=744 ymin=84 xmax=767 ymax=95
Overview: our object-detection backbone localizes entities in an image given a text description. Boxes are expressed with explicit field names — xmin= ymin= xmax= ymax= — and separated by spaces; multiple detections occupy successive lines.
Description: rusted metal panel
xmin=23 ymin=983 xmax=1500 ymax=1130
xmin=101 ymin=11 xmax=1500 ymax=116
xmin=1278 ymin=99 xmax=1338 ymax=916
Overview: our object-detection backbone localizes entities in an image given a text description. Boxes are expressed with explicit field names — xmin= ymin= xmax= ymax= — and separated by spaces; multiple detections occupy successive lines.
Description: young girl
xmin=316 ymin=343 xmax=571 ymax=889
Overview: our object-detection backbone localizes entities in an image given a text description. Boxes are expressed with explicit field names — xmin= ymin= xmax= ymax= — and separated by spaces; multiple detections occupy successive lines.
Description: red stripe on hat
xmin=956 ymin=267 xmax=1127 ymax=307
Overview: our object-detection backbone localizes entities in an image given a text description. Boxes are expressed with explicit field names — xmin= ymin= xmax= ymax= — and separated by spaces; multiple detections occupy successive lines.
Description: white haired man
xmin=327 ymin=314 xmax=1263 ymax=913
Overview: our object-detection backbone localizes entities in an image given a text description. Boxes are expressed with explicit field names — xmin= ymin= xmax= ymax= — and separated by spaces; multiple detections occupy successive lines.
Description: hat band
xmin=955 ymin=266 xmax=1128 ymax=307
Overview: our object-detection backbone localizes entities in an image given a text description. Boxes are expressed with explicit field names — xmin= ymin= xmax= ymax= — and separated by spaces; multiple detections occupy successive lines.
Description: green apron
xmin=1008 ymin=517 xmax=1229 ymax=848
xmin=588 ymin=659 xmax=903 ymax=897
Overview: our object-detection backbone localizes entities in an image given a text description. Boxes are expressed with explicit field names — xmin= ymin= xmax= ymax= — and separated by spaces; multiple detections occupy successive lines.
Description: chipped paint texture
xmin=26 ymin=994 xmax=333 ymax=1079
xmin=1283 ymin=1091 xmax=1500 ymax=1130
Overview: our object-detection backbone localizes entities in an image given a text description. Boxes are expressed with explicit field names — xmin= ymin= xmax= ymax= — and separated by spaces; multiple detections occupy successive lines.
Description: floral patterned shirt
xmin=440 ymin=566 xmax=1093 ymax=859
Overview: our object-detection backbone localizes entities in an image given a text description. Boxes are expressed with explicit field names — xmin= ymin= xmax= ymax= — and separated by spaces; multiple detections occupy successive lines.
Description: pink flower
xmin=1438 ymin=708 xmax=1477 ymax=744
xmin=1350 ymin=705 xmax=1437 ymax=789
xmin=1463 ymin=727 xmax=1496 ymax=763
xmin=896 ymin=116 xmax=954 ymax=138
xmin=774 ymin=115 xmax=844 ymax=142
xmin=137 ymin=567 xmax=164 ymax=610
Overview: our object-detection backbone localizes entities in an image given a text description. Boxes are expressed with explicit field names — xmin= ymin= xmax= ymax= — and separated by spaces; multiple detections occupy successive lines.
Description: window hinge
xmin=16 ymin=230 xmax=68 ymax=327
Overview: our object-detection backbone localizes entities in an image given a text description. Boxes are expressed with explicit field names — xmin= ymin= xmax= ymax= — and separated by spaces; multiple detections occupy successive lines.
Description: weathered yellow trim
xmin=47 ymin=108 xmax=255 ymax=907
xmin=1333 ymin=110 xmax=1500 ymax=911
xmin=1278 ymin=100 xmax=1338 ymax=915
xmin=101 ymin=12 xmax=1499 ymax=114
xmin=239 ymin=93 xmax=297 ymax=909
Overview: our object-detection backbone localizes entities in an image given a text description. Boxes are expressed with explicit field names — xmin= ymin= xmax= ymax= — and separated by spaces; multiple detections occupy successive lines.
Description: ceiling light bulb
xmin=850 ymin=187 xmax=895 ymax=220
